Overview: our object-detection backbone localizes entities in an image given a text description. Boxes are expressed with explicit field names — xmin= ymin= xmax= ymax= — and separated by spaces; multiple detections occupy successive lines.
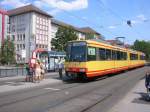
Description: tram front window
xmin=67 ymin=42 xmax=86 ymax=62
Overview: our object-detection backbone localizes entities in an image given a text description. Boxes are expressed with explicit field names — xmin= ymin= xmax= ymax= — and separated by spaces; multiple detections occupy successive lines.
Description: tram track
xmin=44 ymin=67 xmax=146 ymax=112
xmin=0 ymin=74 xmax=118 ymax=109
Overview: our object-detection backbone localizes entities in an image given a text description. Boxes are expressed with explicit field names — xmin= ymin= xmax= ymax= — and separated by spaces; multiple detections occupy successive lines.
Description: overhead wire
xmin=55 ymin=7 xmax=119 ymax=37
xmin=97 ymin=0 xmax=145 ymax=39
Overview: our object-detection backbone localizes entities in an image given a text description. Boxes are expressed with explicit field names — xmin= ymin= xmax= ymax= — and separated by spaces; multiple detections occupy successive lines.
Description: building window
xmin=20 ymin=34 xmax=22 ymax=41
xmin=17 ymin=44 xmax=19 ymax=51
xmin=12 ymin=35 xmax=15 ymax=41
xmin=23 ymin=44 xmax=25 ymax=49
xmin=36 ymin=44 xmax=38 ymax=48
xmin=20 ymin=44 xmax=22 ymax=50
xmin=23 ymin=34 xmax=25 ymax=40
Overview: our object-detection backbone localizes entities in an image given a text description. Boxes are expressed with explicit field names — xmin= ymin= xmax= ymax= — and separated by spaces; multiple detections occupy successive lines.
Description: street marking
xmin=44 ymin=88 xmax=60 ymax=91
xmin=6 ymin=82 xmax=16 ymax=84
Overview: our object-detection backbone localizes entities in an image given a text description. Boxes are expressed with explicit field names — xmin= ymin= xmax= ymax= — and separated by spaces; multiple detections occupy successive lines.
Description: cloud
xmin=108 ymin=25 xmax=116 ymax=29
xmin=49 ymin=9 xmax=61 ymax=15
xmin=131 ymin=20 xmax=141 ymax=25
xmin=41 ymin=0 xmax=88 ymax=11
xmin=1 ymin=0 xmax=30 ymax=8
xmin=137 ymin=14 xmax=147 ymax=21
xmin=131 ymin=14 xmax=148 ymax=25
xmin=33 ymin=1 xmax=44 ymax=8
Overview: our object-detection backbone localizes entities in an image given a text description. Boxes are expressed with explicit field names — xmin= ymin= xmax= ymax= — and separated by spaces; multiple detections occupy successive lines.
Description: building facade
xmin=51 ymin=19 xmax=86 ymax=40
xmin=51 ymin=19 xmax=102 ymax=41
xmin=8 ymin=5 xmax=52 ymax=63
xmin=0 ymin=9 xmax=9 ymax=47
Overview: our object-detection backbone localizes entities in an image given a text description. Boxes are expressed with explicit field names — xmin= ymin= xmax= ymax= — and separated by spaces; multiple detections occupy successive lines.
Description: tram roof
xmin=68 ymin=39 xmax=145 ymax=55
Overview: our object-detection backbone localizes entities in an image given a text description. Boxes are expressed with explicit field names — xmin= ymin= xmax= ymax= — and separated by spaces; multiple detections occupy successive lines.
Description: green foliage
xmin=132 ymin=40 xmax=150 ymax=60
xmin=51 ymin=26 xmax=78 ymax=52
xmin=0 ymin=38 xmax=16 ymax=65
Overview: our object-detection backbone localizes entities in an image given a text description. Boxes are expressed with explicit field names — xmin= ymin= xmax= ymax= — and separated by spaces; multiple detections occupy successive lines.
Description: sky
xmin=0 ymin=0 xmax=150 ymax=44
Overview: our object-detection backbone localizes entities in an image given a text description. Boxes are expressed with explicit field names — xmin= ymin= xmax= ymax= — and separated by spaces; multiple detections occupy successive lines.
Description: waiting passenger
xmin=58 ymin=59 xmax=63 ymax=79
xmin=25 ymin=64 xmax=34 ymax=82
xmin=40 ymin=62 xmax=45 ymax=80
xmin=145 ymin=71 xmax=150 ymax=92
xmin=35 ymin=60 xmax=41 ymax=83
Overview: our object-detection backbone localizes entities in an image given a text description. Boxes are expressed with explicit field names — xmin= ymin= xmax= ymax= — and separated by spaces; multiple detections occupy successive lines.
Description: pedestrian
xmin=58 ymin=59 xmax=63 ymax=79
xmin=29 ymin=67 xmax=34 ymax=82
xmin=35 ymin=60 xmax=41 ymax=83
xmin=40 ymin=62 xmax=45 ymax=80
xmin=145 ymin=71 xmax=150 ymax=92
xmin=25 ymin=64 xmax=30 ymax=82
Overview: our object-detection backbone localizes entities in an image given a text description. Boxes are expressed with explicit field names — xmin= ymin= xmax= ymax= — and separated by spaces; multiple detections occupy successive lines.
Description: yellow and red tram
xmin=65 ymin=40 xmax=146 ymax=79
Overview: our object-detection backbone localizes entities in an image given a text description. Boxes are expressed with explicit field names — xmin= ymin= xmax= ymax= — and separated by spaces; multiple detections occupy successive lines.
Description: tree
xmin=51 ymin=26 xmax=78 ymax=52
xmin=0 ymin=38 xmax=16 ymax=65
xmin=132 ymin=40 xmax=150 ymax=60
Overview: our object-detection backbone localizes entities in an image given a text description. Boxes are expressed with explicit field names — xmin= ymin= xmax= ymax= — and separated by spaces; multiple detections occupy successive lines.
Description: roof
xmin=78 ymin=27 xmax=101 ymax=35
xmin=52 ymin=19 xmax=101 ymax=36
xmin=0 ymin=9 xmax=8 ymax=15
xmin=51 ymin=19 xmax=83 ymax=33
xmin=7 ymin=4 xmax=52 ymax=17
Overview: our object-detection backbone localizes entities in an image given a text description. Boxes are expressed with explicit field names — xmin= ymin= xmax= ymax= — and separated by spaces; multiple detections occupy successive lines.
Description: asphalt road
xmin=0 ymin=66 xmax=148 ymax=112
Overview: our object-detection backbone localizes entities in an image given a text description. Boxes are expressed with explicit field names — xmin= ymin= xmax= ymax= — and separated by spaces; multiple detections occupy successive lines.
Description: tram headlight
xmin=79 ymin=68 xmax=86 ymax=72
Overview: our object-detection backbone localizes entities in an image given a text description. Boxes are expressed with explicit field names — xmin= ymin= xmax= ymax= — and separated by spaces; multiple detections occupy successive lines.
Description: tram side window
xmin=130 ymin=53 xmax=138 ymax=60
xmin=142 ymin=56 xmax=145 ymax=60
xmin=99 ymin=48 xmax=106 ymax=60
xmin=106 ymin=49 xmax=112 ymax=60
xmin=112 ymin=50 xmax=117 ymax=60
xmin=130 ymin=54 xmax=133 ymax=60
xmin=116 ymin=51 xmax=125 ymax=60
xmin=140 ymin=55 xmax=145 ymax=60
xmin=117 ymin=51 xmax=121 ymax=60
xmin=120 ymin=52 xmax=127 ymax=60
xmin=135 ymin=54 xmax=138 ymax=60
xmin=120 ymin=52 xmax=124 ymax=60
xmin=123 ymin=52 xmax=127 ymax=60
xmin=87 ymin=47 xmax=96 ymax=61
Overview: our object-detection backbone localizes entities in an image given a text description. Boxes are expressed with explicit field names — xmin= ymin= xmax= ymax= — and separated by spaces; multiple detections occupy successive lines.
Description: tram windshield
xmin=67 ymin=42 xmax=86 ymax=62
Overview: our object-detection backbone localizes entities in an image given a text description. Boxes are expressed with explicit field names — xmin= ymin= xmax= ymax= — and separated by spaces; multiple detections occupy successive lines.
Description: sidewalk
xmin=0 ymin=72 xmax=62 ymax=93
xmin=108 ymin=79 xmax=150 ymax=112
